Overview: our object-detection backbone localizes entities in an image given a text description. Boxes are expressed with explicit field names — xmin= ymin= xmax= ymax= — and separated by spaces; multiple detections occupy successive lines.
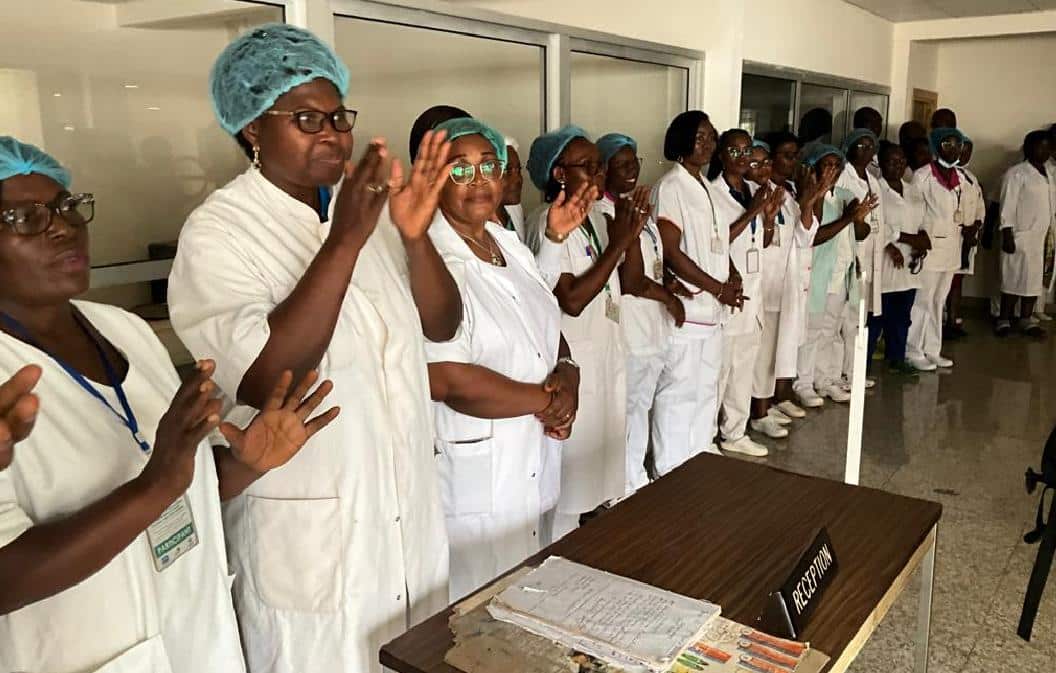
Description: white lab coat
xmin=999 ymin=161 xmax=1056 ymax=297
xmin=425 ymin=212 xmax=561 ymax=602
xmin=530 ymin=206 xmax=626 ymax=525
xmin=168 ymin=168 xmax=449 ymax=673
xmin=505 ymin=203 xmax=527 ymax=244
xmin=878 ymin=178 xmax=927 ymax=294
xmin=594 ymin=196 xmax=671 ymax=492
xmin=914 ymin=164 xmax=964 ymax=273
xmin=0 ymin=301 xmax=245 ymax=673
xmin=957 ymin=167 xmax=986 ymax=275
xmin=770 ymin=182 xmax=817 ymax=379
xmin=837 ymin=166 xmax=886 ymax=315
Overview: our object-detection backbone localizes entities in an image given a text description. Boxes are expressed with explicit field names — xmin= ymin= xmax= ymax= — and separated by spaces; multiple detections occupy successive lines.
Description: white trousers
xmin=907 ymin=270 xmax=955 ymax=361
xmin=624 ymin=350 xmax=666 ymax=492
xmin=795 ymin=292 xmax=852 ymax=393
xmin=717 ymin=326 xmax=762 ymax=442
xmin=753 ymin=310 xmax=780 ymax=399
xmin=653 ymin=328 xmax=723 ymax=473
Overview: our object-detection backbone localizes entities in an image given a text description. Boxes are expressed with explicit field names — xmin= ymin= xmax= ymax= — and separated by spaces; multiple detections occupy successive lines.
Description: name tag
xmin=147 ymin=494 xmax=199 ymax=572
xmin=711 ymin=236 xmax=724 ymax=254
xmin=746 ymin=248 xmax=760 ymax=274
xmin=605 ymin=294 xmax=621 ymax=323
xmin=653 ymin=258 xmax=664 ymax=281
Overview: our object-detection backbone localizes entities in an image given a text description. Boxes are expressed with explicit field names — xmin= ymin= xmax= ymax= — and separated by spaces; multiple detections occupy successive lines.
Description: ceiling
xmin=844 ymin=0 xmax=1056 ymax=21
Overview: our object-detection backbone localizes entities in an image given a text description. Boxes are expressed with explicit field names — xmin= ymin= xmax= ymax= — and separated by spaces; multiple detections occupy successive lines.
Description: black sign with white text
xmin=760 ymin=528 xmax=839 ymax=639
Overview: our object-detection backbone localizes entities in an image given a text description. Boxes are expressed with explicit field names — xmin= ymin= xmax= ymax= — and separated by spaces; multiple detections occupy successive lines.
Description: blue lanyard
xmin=0 ymin=311 xmax=150 ymax=453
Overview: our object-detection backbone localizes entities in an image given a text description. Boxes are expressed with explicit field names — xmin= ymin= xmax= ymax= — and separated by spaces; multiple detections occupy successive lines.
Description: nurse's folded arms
xmin=0 ymin=364 xmax=40 ymax=471
xmin=0 ymin=137 xmax=337 ymax=673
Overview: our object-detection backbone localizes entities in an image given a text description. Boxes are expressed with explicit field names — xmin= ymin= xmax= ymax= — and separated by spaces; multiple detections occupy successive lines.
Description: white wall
xmin=906 ymin=41 xmax=937 ymax=93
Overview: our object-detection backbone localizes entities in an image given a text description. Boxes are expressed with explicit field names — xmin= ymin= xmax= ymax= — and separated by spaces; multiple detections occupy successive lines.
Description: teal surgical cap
xmin=751 ymin=139 xmax=771 ymax=153
xmin=842 ymin=128 xmax=879 ymax=156
xmin=527 ymin=125 xmax=592 ymax=191
xmin=434 ymin=118 xmax=508 ymax=165
xmin=804 ymin=143 xmax=844 ymax=168
xmin=209 ymin=23 xmax=351 ymax=135
xmin=596 ymin=133 xmax=637 ymax=165
xmin=929 ymin=127 xmax=967 ymax=155
xmin=0 ymin=137 xmax=70 ymax=188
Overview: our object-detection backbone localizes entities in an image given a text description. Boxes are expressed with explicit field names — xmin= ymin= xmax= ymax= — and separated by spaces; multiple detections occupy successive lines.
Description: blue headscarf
xmin=434 ymin=118 xmax=508 ymax=165
xmin=527 ymin=125 xmax=592 ymax=191
xmin=929 ymin=127 xmax=968 ymax=155
xmin=210 ymin=24 xmax=351 ymax=135
xmin=751 ymin=139 xmax=771 ymax=153
xmin=0 ymin=137 xmax=70 ymax=188
xmin=842 ymin=128 xmax=879 ymax=156
xmin=803 ymin=143 xmax=844 ymax=168
xmin=596 ymin=133 xmax=637 ymax=165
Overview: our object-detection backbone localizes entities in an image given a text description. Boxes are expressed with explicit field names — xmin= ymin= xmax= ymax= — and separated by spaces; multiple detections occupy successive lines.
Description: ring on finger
xmin=365 ymin=183 xmax=388 ymax=193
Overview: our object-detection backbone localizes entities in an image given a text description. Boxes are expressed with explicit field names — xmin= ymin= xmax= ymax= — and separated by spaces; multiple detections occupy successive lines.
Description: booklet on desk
xmin=487 ymin=556 xmax=721 ymax=672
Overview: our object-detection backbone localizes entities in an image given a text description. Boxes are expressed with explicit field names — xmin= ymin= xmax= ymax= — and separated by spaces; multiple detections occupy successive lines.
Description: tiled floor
xmin=744 ymin=319 xmax=1056 ymax=672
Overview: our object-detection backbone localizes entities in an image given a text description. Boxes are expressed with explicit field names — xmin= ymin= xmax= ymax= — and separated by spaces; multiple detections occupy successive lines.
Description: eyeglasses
xmin=560 ymin=161 xmax=605 ymax=177
xmin=1 ymin=192 xmax=95 ymax=236
xmin=262 ymin=108 xmax=357 ymax=134
xmin=726 ymin=147 xmax=753 ymax=159
xmin=449 ymin=159 xmax=505 ymax=185
xmin=748 ymin=159 xmax=773 ymax=169
xmin=854 ymin=140 xmax=876 ymax=149
xmin=939 ymin=137 xmax=963 ymax=150
xmin=504 ymin=162 xmax=524 ymax=176
xmin=610 ymin=157 xmax=643 ymax=171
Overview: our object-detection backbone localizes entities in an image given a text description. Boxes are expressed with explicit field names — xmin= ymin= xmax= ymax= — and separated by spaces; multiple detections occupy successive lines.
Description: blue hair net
xmin=0 ymin=137 xmax=70 ymax=188
xmin=803 ymin=143 xmax=844 ymax=168
xmin=596 ymin=133 xmax=637 ymax=165
xmin=210 ymin=24 xmax=350 ymax=135
xmin=434 ymin=118 xmax=507 ymax=165
xmin=527 ymin=125 xmax=592 ymax=191
xmin=842 ymin=128 xmax=879 ymax=155
xmin=929 ymin=127 xmax=967 ymax=155
xmin=751 ymin=139 xmax=771 ymax=153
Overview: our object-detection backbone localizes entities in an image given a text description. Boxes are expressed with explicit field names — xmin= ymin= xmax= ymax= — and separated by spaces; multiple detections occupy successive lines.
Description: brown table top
xmin=381 ymin=453 xmax=942 ymax=673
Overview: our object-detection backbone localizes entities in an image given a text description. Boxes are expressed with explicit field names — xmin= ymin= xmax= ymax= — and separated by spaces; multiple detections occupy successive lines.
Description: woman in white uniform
xmin=167 ymin=25 xmax=460 ymax=673
xmin=762 ymin=132 xmax=833 ymax=416
xmin=0 ymin=365 xmax=38 ymax=471
xmin=526 ymin=126 xmax=636 ymax=540
xmin=794 ymin=145 xmax=877 ymax=406
xmin=709 ymin=129 xmax=781 ymax=457
xmin=908 ymin=128 xmax=968 ymax=369
xmin=996 ymin=130 xmax=1056 ymax=337
xmin=871 ymin=142 xmax=929 ymax=378
xmin=0 ymin=137 xmax=335 ymax=673
xmin=593 ymin=133 xmax=682 ymax=491
xmin=498 ymin=137 xmax=527 ymax=242
xmin=423 ymin=119 xmax=585 ymax=599
xmin=652 ymin=111 xmax=742 ymax=461
xmin=945 ymin=138 xmax=986 ymax=338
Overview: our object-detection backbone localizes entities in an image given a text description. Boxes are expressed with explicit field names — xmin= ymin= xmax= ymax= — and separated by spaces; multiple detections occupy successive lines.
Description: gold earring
xmin=252 ymin=145 xmax=261 ymax=169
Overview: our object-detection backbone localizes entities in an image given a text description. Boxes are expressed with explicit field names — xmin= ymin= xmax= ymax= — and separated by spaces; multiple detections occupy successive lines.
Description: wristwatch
xmin=556 ymin=356 xmax=580 ymax=370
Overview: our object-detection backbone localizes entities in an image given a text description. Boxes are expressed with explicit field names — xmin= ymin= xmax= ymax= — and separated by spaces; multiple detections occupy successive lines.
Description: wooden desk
xmin=381 ymin=454 xmax=941 ymax=673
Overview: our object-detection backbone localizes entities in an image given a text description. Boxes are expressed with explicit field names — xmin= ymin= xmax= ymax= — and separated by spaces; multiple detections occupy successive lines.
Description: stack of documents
xmin=487 ymin=557 xmax=721 ymax=672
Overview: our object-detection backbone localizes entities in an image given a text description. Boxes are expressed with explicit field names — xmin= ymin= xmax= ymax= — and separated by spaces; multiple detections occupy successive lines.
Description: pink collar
xmin=930 ymin=162 xmax=960 ymax=190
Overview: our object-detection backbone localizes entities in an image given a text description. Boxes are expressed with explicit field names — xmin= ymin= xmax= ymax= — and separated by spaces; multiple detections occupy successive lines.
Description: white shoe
xmin=927 ymin=354 xmax=953 ymax=368
xmin=819 ymin=384 xmax=851 ymax=403
xmin=1037 ymin=312 xmax=1053 ymax=322
xmin=751 ymin=417 xmax=790 ymax=439
xmin=720 ymin=436 xmax=769 ymax=457
xmin=767 ymin=408 xmax=792 ymax=425
xmin=865 ymin=378 xmax=876 ymax=389
xmin=775 ymin=400 xmax=807 ymax=418
xmin=796 ymin=389 xmax=825 ymax=408
xmin=908 ymin=356 xmax=937 ymax=372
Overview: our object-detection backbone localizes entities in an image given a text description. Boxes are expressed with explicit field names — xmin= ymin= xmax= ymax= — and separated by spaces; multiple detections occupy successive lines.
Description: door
xmin=912 ymin=88 xmax=938 ymax=126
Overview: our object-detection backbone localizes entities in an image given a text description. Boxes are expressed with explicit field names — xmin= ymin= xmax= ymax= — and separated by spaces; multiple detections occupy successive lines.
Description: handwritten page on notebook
xmin=488 ymin=557 xmax=720 ymax=672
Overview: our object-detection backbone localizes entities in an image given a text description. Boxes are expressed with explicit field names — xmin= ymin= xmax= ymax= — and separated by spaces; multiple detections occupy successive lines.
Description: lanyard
xmin=0 ymin=310 xmax=151 ymax=453
xmin=694 ymin=174 xmax=722 ymax=248
xmin=579 ymin=214 xmax=611 ymax=297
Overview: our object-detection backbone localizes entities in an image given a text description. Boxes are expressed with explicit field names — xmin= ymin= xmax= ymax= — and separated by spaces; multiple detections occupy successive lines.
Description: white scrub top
xmin=878 ymin=178 xmax=927 ymax=294
xmin=957 ymin=167 xmax=987 ymax=274
xmin=773 ymin=182 xmax=818 ymax=377
xmin=595 ymin=195 xmax=671 ymax=357
xmin=530 ymin=205 xmax=627 ymax=512
xmin=425 ymin=211 xmax=561 ymax=601
xmin=652 ymin=163 xmax=731 ymax=334
xmin=999 ymin=161 xmax=1056 ymax=297
xmin=0 ymin=301 xmax=245 ymax=673
xmin=167 ymin=168 xmax=449 ymax=673
xmin=711 ymin=176 xmax=764 ymax=336
xmin=504 ymin=203 xmax=527 ymax=244
xmin=914 ymin=164 xmax=964 ymax=273
xmin=837 ymin=166 xmax=887 ymax=314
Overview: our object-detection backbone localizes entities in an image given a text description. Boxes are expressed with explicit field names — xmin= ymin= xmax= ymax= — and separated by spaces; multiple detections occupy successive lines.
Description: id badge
xmin=711 ymin=236 xmax=724 ymax=254
xmin=147 ymin=494 xmax=199 ymax=572
xmin=653 ymin=258 xmax=664 ymax=281
xmin=954 ymin=209 xmax=963 ymax=223
xmin=869 ymin=215 xmax=880 ymax=234
xmin=605 ymin=294 xmax=621 ymax=323
xmin=746 ymin=248 xmax=760 ymax=274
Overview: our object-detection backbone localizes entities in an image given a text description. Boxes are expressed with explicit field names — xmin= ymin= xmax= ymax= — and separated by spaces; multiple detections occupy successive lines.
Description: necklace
xmin=457 ymin=230 xmax=504 ymax=266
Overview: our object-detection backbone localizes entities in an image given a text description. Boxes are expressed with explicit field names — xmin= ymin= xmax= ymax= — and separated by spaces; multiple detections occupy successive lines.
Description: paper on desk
xmin=488 ymin=556 xmax=721 ymax=672
xmin=665 ymin=617 xmax=829 ymax=673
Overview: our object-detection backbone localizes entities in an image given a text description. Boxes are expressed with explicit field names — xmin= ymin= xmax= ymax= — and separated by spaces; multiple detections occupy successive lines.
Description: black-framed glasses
xmin=749 ymin=159 xmax=773 ymax=169
xmin=560 ymin=161 xmax=605 ymax=176
xmin=450 ymin=159 xmax=505 ymax=185
xmin=1 ymin=192 xmax=95 ymax=236
xmin=263 ymin=108 xmax=357 ymax=134
xmin=726 ymin=147 xmax=752 ymax=159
